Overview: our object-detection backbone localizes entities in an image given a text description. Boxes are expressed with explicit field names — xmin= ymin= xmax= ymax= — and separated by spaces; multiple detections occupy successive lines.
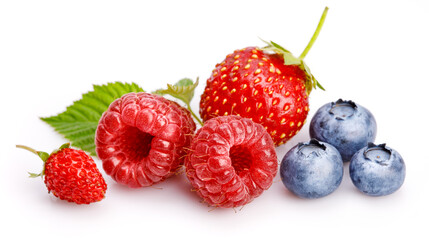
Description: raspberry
xmin=17 ymin=143 xmax=107 ymax=204
xmin=185 ymin=115 xmax=278 ymax=208
xmin=95 ymin=92 xmax=196 ymax=188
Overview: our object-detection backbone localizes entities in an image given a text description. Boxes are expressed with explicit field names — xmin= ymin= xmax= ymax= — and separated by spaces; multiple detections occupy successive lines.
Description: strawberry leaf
xmin=41 ymin=82 xmax=144 ymax=156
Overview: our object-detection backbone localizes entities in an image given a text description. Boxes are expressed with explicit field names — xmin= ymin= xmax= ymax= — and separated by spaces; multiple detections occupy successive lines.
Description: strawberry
xmin=199 ymin=7 xmax=328 ymax=146
xmin=16 ymin=143 xmax=107 ymax=204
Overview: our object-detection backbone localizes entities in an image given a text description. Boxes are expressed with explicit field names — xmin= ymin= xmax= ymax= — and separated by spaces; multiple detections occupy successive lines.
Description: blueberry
xmin=349 ymin=143 xmax=406 ymax=196
xmin=280 ymin=139 xmax=343 ymax=199
xmin=309 ymin=99 xmax=377 ymax=162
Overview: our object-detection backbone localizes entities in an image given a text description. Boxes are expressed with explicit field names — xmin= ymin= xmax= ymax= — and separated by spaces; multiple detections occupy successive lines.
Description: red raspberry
xmin=17 ymin=143 xmax=107 ymax=204
xmin=95 ymin=92 xmax=196 ymax=188
xmin=185 ymin=115 xmax=278 ymax=208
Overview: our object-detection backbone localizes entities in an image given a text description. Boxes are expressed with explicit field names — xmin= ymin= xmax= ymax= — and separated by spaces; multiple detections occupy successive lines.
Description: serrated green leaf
xmin=41 ymin=82 xmax=144 ymax=156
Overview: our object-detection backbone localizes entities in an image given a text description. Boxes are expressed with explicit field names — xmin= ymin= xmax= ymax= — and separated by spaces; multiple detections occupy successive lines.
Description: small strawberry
xmin=95 ymin=92 xmax=196 ymax=188
xmin=16 ymin=143 xmax=107 ymax=204
xmin=199 ymin=7 xmax=328 ymax=146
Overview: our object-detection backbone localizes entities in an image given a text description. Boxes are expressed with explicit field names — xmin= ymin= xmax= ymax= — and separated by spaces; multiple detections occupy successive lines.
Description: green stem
xmin=16 ymin=145 xmax=50 ymax=162
xmin=299 ymin=7 xmax=329 ymax=60
xmin=186 ymin=103 xmax=203 ymax=126
xmin=16 ymin=145 xmax=38 ymax=154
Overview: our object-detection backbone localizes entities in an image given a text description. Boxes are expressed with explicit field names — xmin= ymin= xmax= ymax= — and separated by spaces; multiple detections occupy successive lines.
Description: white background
xmin=1 ymin=0 xmax=428 ymax=239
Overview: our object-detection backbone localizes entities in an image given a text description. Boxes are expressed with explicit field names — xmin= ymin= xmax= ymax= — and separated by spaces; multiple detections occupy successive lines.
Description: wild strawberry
xmin=95 ymin=92 xmax=196 ymax=188
xmin=16 ymin=143 xmax=107 ymax=204
xmin=185 ymin=115 xmax=278 ymax=208
xmin=199 ymin=8 xmax=328 ymax=146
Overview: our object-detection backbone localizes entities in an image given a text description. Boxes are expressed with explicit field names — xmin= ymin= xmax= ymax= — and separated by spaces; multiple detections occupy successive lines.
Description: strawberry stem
xmin=299 ymin=7 xmax=329 ymax=60
xmin=16 ymin=144 xmax=50 ymax=178
xmin=16 ymin=145 xmax=50 ymax=162
xmin=16 ymin=145 xmax=38 ymax=154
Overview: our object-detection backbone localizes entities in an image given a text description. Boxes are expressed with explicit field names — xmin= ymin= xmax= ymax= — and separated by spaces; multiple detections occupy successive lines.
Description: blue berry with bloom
xmin=309 ymin=99 xmax=377 ymax=162
xmin=280 ymin=139 xmax=343 ymax=199
xmin=349 ymin=143 xmax=406 ymax=196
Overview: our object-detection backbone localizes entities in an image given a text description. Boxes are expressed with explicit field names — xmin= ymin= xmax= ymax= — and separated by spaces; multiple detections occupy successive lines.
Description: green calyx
xmin=261 ymin=6 xmax=329 ymax=95
xmin=16 ymin=143 xmax=71 ymax=178
xmin=153 ymin=78 xmax=203 ymax=126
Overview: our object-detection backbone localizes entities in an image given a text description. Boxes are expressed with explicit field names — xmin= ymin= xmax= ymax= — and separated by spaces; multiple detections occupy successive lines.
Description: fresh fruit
xmin=185 ymin=115 xmax=278 ymax=208
xmin=95 ymin=92 xmax=196 ymax=188
xmin=309 ymin=99 xmax=377 ymax=162
xmin=16 ymin=143 xmax=107 ymax=204
xmin=199 ymin=7 xmax=328 ymax=146
xmin=41 ymin=82 xmax=144 ymax=156
xmin=349 ymin=143 xmax=406 ymax=196
xmin=280 ymin=139 xmax=343 ymax=199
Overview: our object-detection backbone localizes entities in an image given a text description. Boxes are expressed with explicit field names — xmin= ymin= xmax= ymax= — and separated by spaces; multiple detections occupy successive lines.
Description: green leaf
xmin=41 ymin=82 xmax=144 ymax=156
xmin=153 ymin=78 xmax=199 ymax=106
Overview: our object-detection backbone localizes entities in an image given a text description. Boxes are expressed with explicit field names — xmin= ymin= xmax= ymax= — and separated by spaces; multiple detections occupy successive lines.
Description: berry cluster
xmin=17 ymin=7 xmax=405 ymax=207
xmin=280 ymin=99 xmax=405 ymax=198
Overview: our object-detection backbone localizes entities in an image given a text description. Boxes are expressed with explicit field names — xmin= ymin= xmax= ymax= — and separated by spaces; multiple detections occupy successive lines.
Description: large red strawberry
xmin=200 ymin=8 xmax=328 ymax=146
xmin=16 ymin=143 xmax=107 ymax=204
xmin=95 ymin=92 xmax=196 ymax=188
